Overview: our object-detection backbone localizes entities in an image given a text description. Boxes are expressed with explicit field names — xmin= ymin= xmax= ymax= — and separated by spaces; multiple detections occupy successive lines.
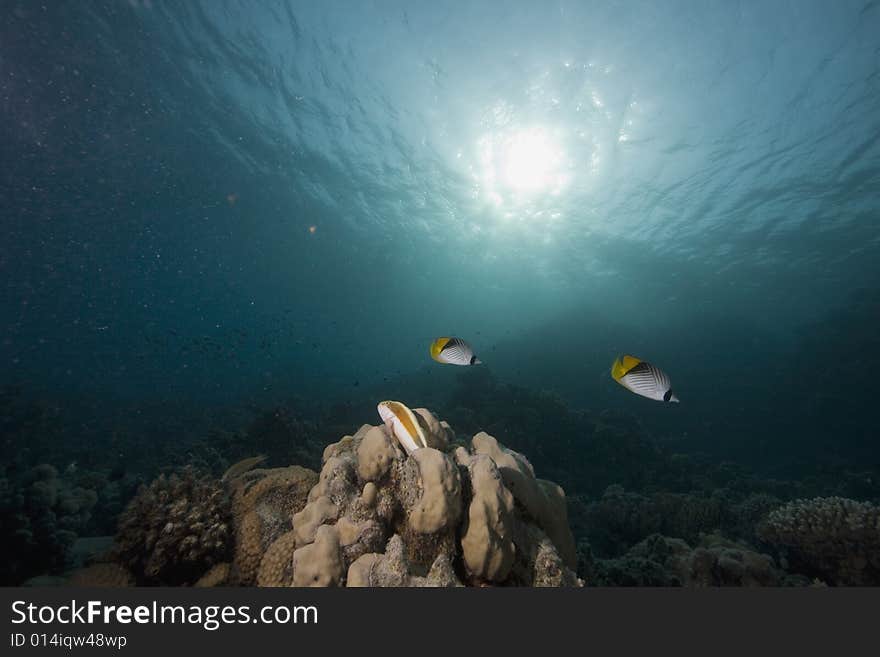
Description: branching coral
xmin=112 ymin=467 xmax=231 ymax=585
xmin=758 ymin=496 xmax=880 ymax=585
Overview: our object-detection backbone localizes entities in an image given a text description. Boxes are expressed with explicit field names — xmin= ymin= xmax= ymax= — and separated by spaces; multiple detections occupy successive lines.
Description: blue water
xmin=2 ymin=2 xmax=879 ymax=482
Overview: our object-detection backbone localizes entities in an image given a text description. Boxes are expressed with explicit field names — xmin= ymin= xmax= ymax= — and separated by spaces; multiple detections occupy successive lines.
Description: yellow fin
xmin=430 ymin=337 xmax=451 ymax=362
xmin=611 ymin=354 xmax=642 ymax=382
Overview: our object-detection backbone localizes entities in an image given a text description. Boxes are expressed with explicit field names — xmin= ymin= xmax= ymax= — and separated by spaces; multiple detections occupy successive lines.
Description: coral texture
xmin=589 ymin=533 xmax=782 ymax=586
xmin=227 ymin=465 xmax=318 ymax=585
xmin=285 ymin=412 xmax=580 ymax=587
xmin=460 ymin=454 xmax=516 ymax=581
xmin=758 ymin=497 xmax=880 ymax=585
xmin=112 ymin=467 xmax=231 ymax=585
xmin=583 ymin=485 xmax=724 ymax=557
xmin=77 ymin=410 xmax=581 ymax=587
xmin=67 ymin=563 xmax=134 ymax=587
xmin=194 ymin=562 xmax=231 ymax=587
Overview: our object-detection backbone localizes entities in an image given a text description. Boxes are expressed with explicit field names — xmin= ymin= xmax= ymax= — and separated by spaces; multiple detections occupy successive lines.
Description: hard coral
xmin=460 ymin=454 xmax=515 ymax=581
xmin=195 ymin=562 xmax=231 ymax=587
xmin=227 ymin=465 xmax=318 ymax=585
xmin=68 ymin=563 xmax=134 ymax=588
xmin=471 ymin=432 xmax=577 ymax=569
xmin=113 ymin=467 xmax=231 ymax=585
xmin=347 ymin=534 xmax=461 ymax=587
xmin=286 ymin=412 xmax=580 ymax=587
xmin=256 ymin=531 xmax=297 ymax=586
xmin=86 ymin=411 xmax=580 ymax=588
xmin=758 ymin=496 xmax=880 ymax=585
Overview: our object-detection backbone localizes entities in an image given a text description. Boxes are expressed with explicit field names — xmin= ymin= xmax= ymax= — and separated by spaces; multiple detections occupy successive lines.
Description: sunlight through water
xmin=471 ymin=125 xmax=571 ymax=214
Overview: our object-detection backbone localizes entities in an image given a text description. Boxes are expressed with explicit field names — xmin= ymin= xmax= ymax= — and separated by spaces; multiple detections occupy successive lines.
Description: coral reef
xmin=460 ymin=454 xmax=515 ymax=581
xmin=89 ymin=410 xmax=580 ymax=587
xmin=573 ymin=484 xmax=792 ymax=563
xmin=195 ymin=562 xmax=231 ymax=587
xmin=277 ymin=414 xmax=580 ymax=587
xmin=227 ymin=464 xmax=318 ymax=585
xmin=758 ymin=497 xmax=880 ymax=585
xmin=67 ymin=563 xmax=134 ymax=588
xmin=0 ymin=463 xmax=98 ymax=584
xmin=7 ymin=372 xmax=878 ymax=588
xmin=580 ymin=485 xmax=724 ymax=557
xmin=587 ymin=533 xmax=783 ymax=587
xmin=112 ymin=467 xmax=232 ymax=585
xmin=724 ymin=492 xmax=783 ymax=546
xmin=346 ymin=535 xmax=462 ymax=587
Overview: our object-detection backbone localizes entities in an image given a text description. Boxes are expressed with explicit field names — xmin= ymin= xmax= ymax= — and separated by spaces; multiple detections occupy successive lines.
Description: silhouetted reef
xmin=3 ymin=375 xmax=879 ymax=586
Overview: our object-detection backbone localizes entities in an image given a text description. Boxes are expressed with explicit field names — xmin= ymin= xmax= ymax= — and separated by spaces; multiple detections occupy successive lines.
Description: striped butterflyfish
xmin=377 ymin=400 xmax=428 ymax=455
xmin=429 ymin=337 xmax=482 ymax=366
xmin=611 ymin=355 xmax=679 ymax=403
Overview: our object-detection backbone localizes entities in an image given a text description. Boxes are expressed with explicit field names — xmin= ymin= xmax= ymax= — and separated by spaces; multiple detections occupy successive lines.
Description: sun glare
xmin=473 ymin=126 xmax=569 ymax=209
xmin=503 ymin=129 xmax=560 ymax=192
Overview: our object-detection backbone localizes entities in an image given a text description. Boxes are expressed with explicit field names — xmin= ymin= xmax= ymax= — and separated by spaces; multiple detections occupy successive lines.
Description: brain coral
xmin=758 ymin=496 xmax=880 ymax=585
xmin=112 ymin=467 xmax=232 ymax=585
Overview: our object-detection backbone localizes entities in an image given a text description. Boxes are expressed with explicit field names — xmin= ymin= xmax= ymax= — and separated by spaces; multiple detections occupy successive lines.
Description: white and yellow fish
xmin=377 ymin=400 xmax=428 ymax=455
xmin=429 ymin=337 xmax=482 ymax=366
xmin=611 ymin=355 xmax=679 ymax=403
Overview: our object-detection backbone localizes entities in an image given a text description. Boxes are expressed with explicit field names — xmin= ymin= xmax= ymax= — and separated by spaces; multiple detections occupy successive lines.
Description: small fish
xmin=222 ymin=455 xmax=267 ymax=482
xmin=611 ymin=355 xmax=679 ymax=403
xmin=377 ymin=400 xmax=428 ymax=455
xmin=429 ymin=337 xmax=482 ymax=366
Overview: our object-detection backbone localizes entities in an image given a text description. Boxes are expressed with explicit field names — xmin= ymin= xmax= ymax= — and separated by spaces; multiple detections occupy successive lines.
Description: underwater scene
xmin=2 ymin=1 xmax=879 ymax=587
